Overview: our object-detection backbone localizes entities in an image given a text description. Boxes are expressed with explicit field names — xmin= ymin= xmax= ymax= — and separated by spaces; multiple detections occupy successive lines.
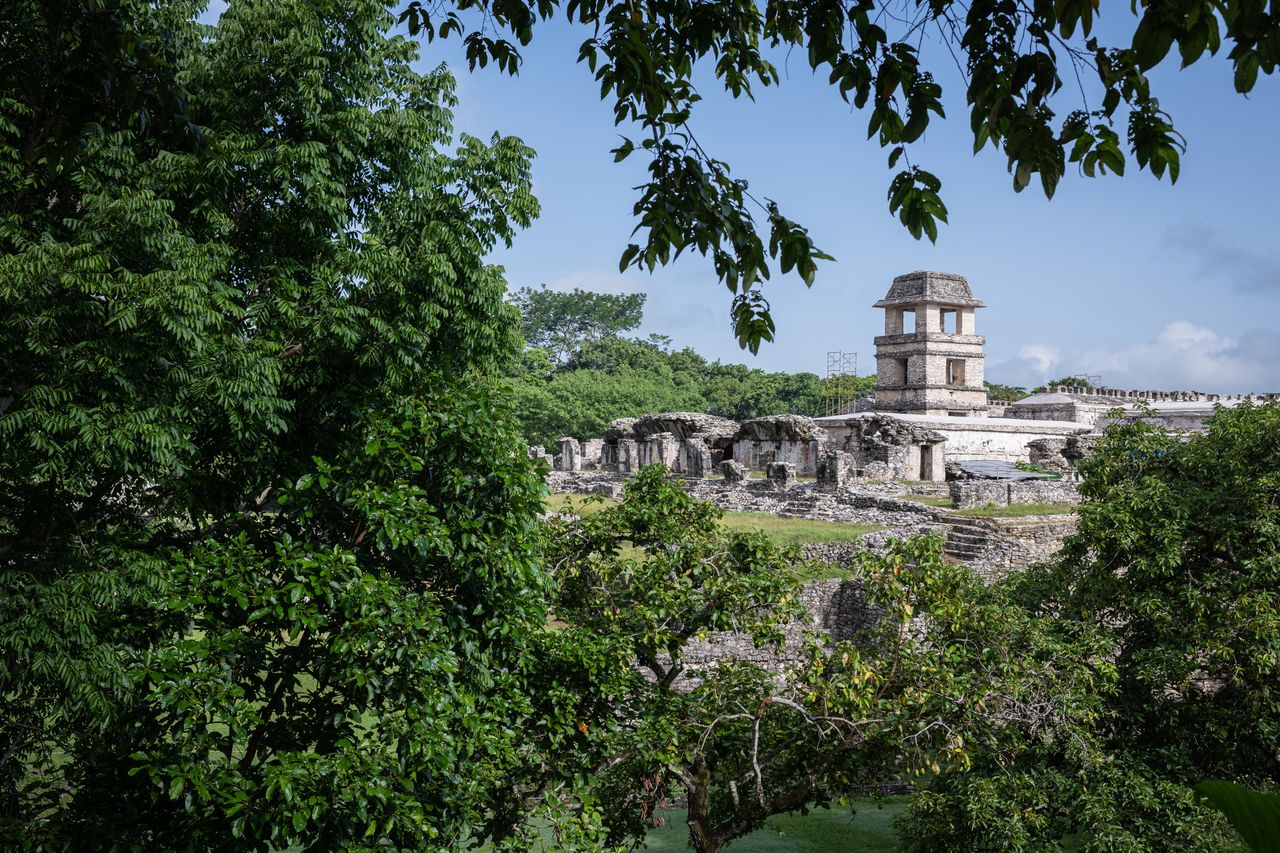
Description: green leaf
xmin=1196 ymin=781 xmax=1280 ymax=852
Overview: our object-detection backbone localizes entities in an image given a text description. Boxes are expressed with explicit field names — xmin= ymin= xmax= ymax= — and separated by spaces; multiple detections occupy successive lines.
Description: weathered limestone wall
xmin=972 ymin=517 xmax=1078 ymax=577
xmin=949 ymin=479 xmax=1081 ymax=509
xmin=731 ymin=438 xmax=824 ymax=474
xmin=933 ymin=421 xmax=1088 ymax=463
xmin=677 ymin=578 xmax=880 ymax=678
xmin=822 ymin=415 xmax=947 ymax=482
xmin=730 ymin=415 xmax=827 ymax=475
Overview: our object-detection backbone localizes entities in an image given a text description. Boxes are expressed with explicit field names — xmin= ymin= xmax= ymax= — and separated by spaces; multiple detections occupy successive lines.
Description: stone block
xmin=765 ymin=461 xmax=796 ymax=489
xmin=718 ymin=460 xmax=749 ymax=483
xmin=815 ymin=450 xmax=854 ymax=491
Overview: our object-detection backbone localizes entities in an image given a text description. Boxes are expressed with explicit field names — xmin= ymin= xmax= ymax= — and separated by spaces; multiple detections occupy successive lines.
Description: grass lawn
xmin=954 ymin=503 xmax=1077 ymax=518
xmin=719 ymin=511 xmax=879 ymax=547
xmin=546 ymin=494 xmax=880 ymax=547
xmin=898 ymin=494 xmax=953 ymax=508
xmin=545 ymin=492 xmax=617 ymax=516
xmin=643 ymin=798 xmax=908 ymax=851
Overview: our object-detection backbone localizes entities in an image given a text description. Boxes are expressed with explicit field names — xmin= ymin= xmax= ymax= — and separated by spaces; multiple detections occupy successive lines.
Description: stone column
xmin=617 ymin=438 xmax=638 ymax=473
xmin=558 ymin=437 xmax=581 ymax=472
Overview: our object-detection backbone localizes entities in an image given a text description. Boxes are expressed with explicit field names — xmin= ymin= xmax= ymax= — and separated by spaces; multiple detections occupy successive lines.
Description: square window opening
xmin=941 ymin=309 xmax=956 ymax=334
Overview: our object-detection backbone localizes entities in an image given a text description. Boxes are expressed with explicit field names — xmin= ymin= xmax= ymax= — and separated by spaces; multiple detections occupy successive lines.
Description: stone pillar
xmin=766 ymin=461 xmax=796 ymax=490
xmin=683 ymin=443 xmax=712 ymax=478
xmin=617 ymin=438 xmax=638 ymax=474
xmin=718 ymin=459 xmax=749 ymax=483
xmin=558 ymin=437 xmax=581 ymax=472
xmin=581 ymin=438 xmax=604 ymax=470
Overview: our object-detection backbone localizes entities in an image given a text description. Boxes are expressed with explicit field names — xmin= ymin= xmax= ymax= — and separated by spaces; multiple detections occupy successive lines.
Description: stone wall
xmin=730 ymin=414 xmax=827 ymax=475
xmin=949 ymin=479 xmax=1080 ymax=509
xmin=963 ymin=516 xmax=1078 ymax=578
xmin=823 ymin=415 xmax=947 ymax=482
xmin=676 ymin=578 xmax=881 ymax=680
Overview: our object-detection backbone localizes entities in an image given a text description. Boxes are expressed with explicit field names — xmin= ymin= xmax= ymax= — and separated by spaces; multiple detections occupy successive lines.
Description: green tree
xmin=900 ymin=402 xmax=1280 ymax=850
xmin=399 ymin=0 xmax=1271 ymax=349
xmin=984 ymin=381 xmax=1030 ymax=402
xmin=1034 ymin=375 xmax=1096 ymax=391
xmin=511 ymin=366 xmax=705 ymax=447
xmin=547 ymin=468 xmax=1105 ymax=853
xmin=0 ymin=1 xmax=597 ymax=846
xmin=511 ymin=284 xmax=647 ymax=364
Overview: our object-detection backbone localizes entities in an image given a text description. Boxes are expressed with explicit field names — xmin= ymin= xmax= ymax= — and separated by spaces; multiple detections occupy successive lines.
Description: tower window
xmin=895 ymin=358 xmax=908 ymax=385
xmin=946 ymin=358 xmax=966 ymax=387
xmin=941 ymin=309 xmax=956 ymax=333
xmin=902 ymin=309 xmax=915 ymax=333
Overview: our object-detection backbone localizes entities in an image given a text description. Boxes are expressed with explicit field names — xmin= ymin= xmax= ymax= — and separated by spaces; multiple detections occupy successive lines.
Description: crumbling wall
xmin=731 ymin=414 xmax=828 ymax=475
xmin=949 ymin=479 xmax=1081 ymax=509
xmin=1026 ymin=434 xmax=1098 ymax=478
xmin=625 ymin=412 xmax=738 ymax=477
xmin=830 ymin=415 xmax=946 ymax=481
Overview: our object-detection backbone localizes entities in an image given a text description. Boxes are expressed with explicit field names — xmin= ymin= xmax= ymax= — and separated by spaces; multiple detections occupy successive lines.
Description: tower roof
xmin=873 ymin=271 xmax=985 ymax=308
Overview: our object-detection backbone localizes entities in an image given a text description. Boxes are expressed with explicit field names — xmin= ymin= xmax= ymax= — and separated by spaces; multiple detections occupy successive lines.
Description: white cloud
xmin=1016 ymin=344 xmax=1060 ymax=376
xmin=996 ymin=321 xmax=1280 ymax=394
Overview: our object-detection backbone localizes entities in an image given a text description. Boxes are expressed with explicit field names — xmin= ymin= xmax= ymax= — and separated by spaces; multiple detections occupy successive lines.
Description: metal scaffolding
xmin=822 ymin=351 xmax=860 ymax=417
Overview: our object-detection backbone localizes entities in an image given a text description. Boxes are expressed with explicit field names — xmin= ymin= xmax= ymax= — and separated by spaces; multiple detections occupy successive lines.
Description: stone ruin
xmin=1026 ymin=434 xmax=1099 ymax=479
xmin=556 ymin=410 xmax=953 ymax=486
xmin=587 ymin=412 xmax=831 ymax=478
xmin=830 ymin=415 xmax=947 ymax=482
xmin=732 ymin=414 xmax=827 ymax=476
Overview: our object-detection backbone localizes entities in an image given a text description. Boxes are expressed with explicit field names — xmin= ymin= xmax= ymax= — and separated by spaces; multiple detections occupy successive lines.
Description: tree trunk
xmin=686 ymin=757 xmax=720 ymax=853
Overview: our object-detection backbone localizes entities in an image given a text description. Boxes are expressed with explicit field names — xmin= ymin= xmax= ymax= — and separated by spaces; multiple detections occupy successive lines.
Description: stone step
xmin=946 ymin=533 xmax=991 ymax=547
xmin=943 ymin=521 xmax=993 ymax=535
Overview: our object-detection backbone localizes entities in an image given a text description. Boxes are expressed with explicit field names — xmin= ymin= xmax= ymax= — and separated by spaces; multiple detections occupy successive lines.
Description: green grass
xmin=719 ymin=512 xmax=879 ymax=547
xmin=954 ymin=502 xmax=1077 ymax=518
xmin=545 ymin=492 xmax=618 ymax=516
xmin=545 ymin=494 xmax=880 ymax=547
xmin=643 ymin=798 xmax=908 ymax=851
xmin=898 ymin=494 xmax=953 ymax=508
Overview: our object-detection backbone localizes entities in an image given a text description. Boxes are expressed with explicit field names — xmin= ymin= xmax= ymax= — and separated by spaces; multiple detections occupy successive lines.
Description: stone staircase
xmin=939 ymin=517 xmax=998 ymax=561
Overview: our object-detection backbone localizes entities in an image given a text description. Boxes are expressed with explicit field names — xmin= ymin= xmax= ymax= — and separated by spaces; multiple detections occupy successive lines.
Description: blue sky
xmin=419 ymin=14 xmax=1280 ymax=393
xmin=201 ymin=2 xmax=1280 ymax=392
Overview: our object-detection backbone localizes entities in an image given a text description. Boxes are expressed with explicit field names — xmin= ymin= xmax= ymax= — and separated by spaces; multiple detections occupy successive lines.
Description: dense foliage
xmin=0 ymin=1 xmax=600 ymax=846
xmin=401 ymin=0 xmax=1276 ymax=348
xmin=546 ymin=467 xmax=1105 ymax=852
xmin=505 ymin=302 xmax=834 ymax=447
xmin=900 ymin=402 xmax=1280 ymax=851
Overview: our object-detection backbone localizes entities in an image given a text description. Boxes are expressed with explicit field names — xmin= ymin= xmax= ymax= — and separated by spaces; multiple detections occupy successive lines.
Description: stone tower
xmin=873 ymin=271 xmax=987 ymax=417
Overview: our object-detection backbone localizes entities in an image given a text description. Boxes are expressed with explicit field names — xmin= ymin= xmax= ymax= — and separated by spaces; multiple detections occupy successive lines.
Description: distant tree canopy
xmin=511 ymin=285 xmax=646 ymax=364
xmin=985 ymin=380 xmax=1030 ymax=402
xmin=400 ymin=0 xmax=1279 ymax=350
xmin=505 ymin=290 xmax=833 ymax=445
